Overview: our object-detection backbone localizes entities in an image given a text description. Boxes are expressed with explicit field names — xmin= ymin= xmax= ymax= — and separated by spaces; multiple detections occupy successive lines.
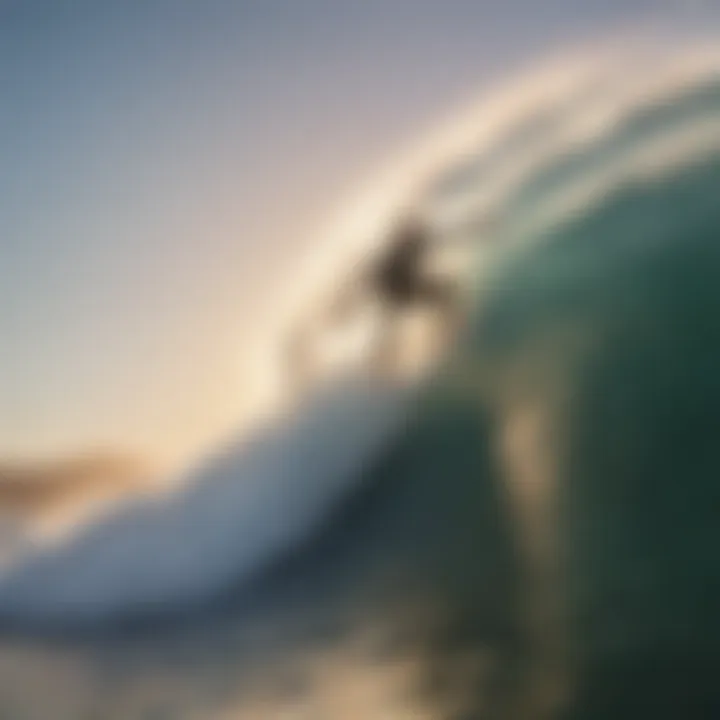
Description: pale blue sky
xmin=0 ymin=0 xmax=712 ymax=464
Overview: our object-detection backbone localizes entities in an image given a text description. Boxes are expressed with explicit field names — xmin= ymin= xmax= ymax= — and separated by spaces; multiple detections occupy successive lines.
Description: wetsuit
xmin=288 ymin=218 xmax=459 ymax=386
xmin=372 ymin=219 xmax=454 ymax=309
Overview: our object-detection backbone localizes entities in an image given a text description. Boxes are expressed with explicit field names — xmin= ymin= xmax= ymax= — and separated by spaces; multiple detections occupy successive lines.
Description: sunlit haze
xmin=1 ymin=0 xmax=715 ymax=467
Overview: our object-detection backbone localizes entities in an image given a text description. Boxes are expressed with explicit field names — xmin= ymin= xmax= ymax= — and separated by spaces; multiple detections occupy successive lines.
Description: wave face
xmin=0 ymin=39 xmax=717 ymax=625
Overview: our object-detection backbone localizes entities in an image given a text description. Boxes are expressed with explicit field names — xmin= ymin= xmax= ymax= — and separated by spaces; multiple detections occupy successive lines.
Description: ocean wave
xmin=0 ymin=36 xmax=717 ymax=624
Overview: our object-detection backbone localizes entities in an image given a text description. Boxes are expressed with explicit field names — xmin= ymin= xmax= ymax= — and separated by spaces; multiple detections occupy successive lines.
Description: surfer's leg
xmin=371 ymin=301 xmax=404 ymax=377
xmin=416 ymin=278 xmax=463 ymax=352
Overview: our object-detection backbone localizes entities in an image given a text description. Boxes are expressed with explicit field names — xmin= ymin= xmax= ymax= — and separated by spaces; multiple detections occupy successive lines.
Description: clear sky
xmin=0 ymin=0 xmax=712 ymax=466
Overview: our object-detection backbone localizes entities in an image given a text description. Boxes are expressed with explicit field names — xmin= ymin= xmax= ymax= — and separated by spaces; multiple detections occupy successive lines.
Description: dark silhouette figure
xmin=371 ymin=218 xmax=454 ymax=309
xmin=287 ymin=217 xmax=462 ymax=387
xmin=367 ymin=217 xmax=460 ymax=371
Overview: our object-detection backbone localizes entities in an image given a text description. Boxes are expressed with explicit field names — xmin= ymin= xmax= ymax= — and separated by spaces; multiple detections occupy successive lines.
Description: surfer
xmin=286 ymin=216 xmax=463 ymax=387
xmin=367 ymin=216 xmax=461 ymax=371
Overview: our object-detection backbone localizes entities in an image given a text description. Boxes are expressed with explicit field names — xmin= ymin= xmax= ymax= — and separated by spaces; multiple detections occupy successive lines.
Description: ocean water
xmin=0 ymin=38 xmax=718 ymax=719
